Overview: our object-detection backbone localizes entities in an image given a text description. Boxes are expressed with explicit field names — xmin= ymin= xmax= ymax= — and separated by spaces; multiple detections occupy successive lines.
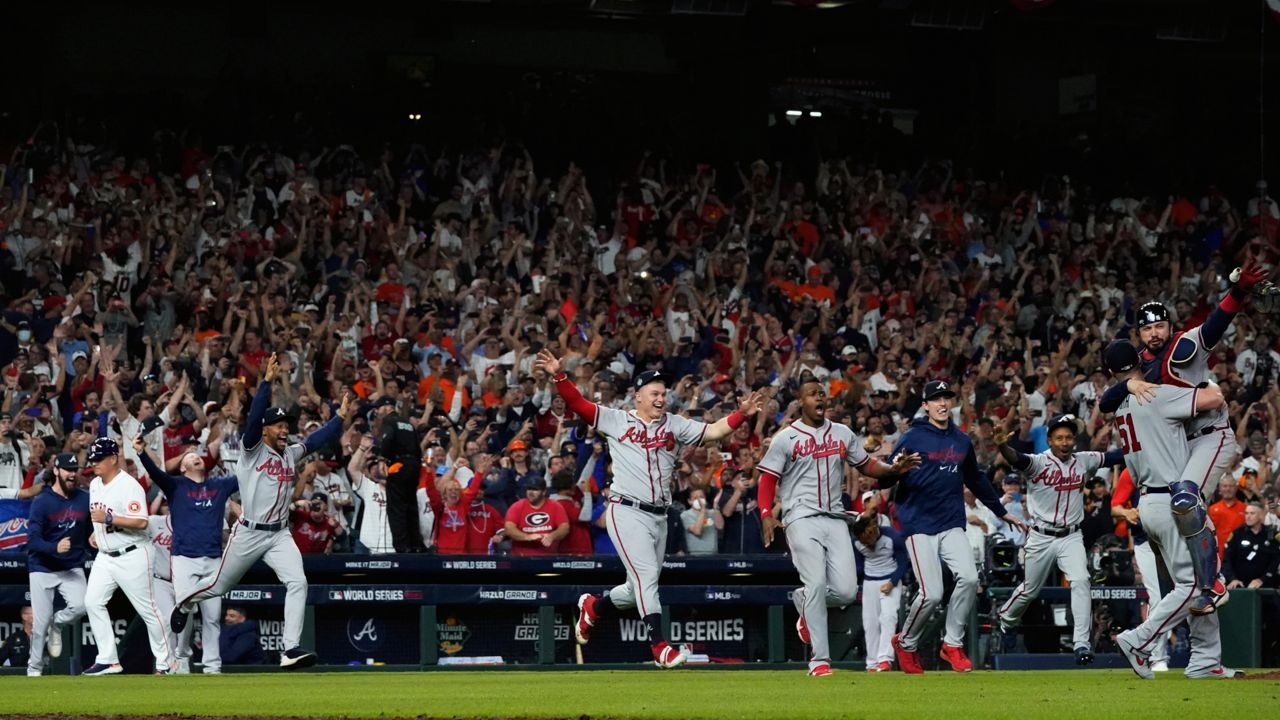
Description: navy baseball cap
xmin=1103 ymin=340 xmax=1140 ymax=374
xmin=1136 ymin=301 xmax=1169 ymax=328
xmin=54 ymin=453 xmax=80 ymax=471
xmin=1047 ymin=413 xmax=1080 ymax=434
xmin=263 ymin=407 xmax=294 ymax=426
xmin=140 ymin=416 xmax=165 ymax=435
xmin=632 ymin=370 xmax=671 ymax=391
xmin=86 ymin=438 xmax=119 ymax=463
xmin=922 ymin=380 xmax=957 ymax=401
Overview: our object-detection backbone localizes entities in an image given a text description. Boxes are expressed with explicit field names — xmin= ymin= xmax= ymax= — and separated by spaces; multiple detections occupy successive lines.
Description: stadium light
xmin=785 ymin=110 xmax=803 ymax=117
xmin=808 ymin=111 xmax=823 ymax=118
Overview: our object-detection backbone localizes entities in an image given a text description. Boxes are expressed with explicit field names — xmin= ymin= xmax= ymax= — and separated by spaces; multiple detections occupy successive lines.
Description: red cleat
xmin=809 ymin=662 xmax=833 ymax=676
xmin=575 ymin=593 xmax=597 ymax=646
xmin=939 ymin=643 xmax=973 ymax=672
xmin=892 ymin=634 xmax=924 ymax=674
xmin=796 ymin=615 xmax=811 ymax=645
xmin=878 ymin=660 xmax=892 ymax=672
xmin=652 ymin=641 xmax=686 ymax=669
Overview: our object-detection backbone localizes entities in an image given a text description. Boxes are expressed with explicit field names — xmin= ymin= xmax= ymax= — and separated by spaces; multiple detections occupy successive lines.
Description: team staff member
xmin=538 ymin=348 xmax=764 ymax=669
xmin=1223 ymin=502 xmax=1279 ymax=589
xmin=372 ymin=397 xmax=423 ymax=552
xmin=171 ymin=354 xmax=353 ymax=670
xmin=83 ymin=438 xmax=173 ymax=675
xmin=885 ymin=380 xmax=1026 ymax=674
xmin=852 ymin=514 xmax=908 ymax=673
xmin=25 ymin=453 xmax=90 ymax=677
xmin=137 ymin=437 xmax=237 ymax=675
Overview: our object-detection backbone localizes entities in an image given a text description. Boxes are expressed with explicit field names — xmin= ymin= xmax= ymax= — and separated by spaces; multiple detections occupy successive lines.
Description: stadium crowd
xmin=0 ymin=120 xmax=1278 ymax=585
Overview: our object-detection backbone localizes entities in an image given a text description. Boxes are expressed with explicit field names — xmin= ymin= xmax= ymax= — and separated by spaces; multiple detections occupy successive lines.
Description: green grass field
xmin=2 ymin=670 xmax=1277 ymax=719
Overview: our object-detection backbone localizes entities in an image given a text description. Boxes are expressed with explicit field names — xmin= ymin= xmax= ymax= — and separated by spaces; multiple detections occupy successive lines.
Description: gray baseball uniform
xmin=147 ymin=515 xmax=183 ymax=668
xmin=595 ymin=406 xmax=707 ymax=620
xmin=1150 ymin=326 xmax=1238 ymax=493
xmin=1114 ymin=386 xmax=1223 ymax=675
xmin=758 ymin=419 xmax=868 ymax=669
xmin=998 ymin=450 xmax=1106 ymax=649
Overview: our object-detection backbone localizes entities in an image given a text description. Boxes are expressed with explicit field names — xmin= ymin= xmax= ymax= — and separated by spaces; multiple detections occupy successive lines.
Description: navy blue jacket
xmin=881 ymin=416 xmax=1007 ymax=536
xmin=26 ymin=485 xmax=91 ymax=573
xmin=138 ymin=452 xmax=238 ymax=559
xmin=220 ymin=619 xmax=265 ymax=664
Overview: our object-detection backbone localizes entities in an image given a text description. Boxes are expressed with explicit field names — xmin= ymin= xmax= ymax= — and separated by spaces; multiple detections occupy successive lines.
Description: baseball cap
xmin=140 ymin=416 xmax=166 ymax=436
xmin=841 ymin=345 xmax=858 ymax=357
xmin=525 ymin=477 xmax=548 ymax=491
xmin=508 ymin=439 xmax=529 ymax=452
xmin=922 ymin=380 xmax=957 ymax=401
xmin=632 ymin=370 xmax=671 ymax=391
xmin=1046 ymin=413 xmax=1080 ymax=435
xmin=86 ymin=438 xmax=119 ymax=463
xmin=1103 ymin=340 xmax=1140 ymax=374
xmin=263 ymin=407 xmax=295 ymax=426
xmin=1003 ymin=472 xmax=1024 ymax=486
xmin=71 ymin=351 xmax=88 ymax=363
xmin=54 ymin=453 xmax=81 ymax=471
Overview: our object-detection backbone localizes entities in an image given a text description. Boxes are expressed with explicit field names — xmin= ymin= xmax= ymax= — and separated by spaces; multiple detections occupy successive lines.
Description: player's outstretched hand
xmin=534 ymin=348 xmax=562 ymax=376
xmin=737 ymin=390 xmax=765 ymax=417
xmin=1230 ymin=259 xmax=1267 ymax=291
xmin=888 ymin=452 xmax=922 ymax=474
xmin=264 ymin=353 xmax=280 ymax=382
xmin=132 ymin=434 xmax=145 ymax=454
xmin=761 ymin=515 xmax=782 ymax=548
xmin=1003 ymin=514 xmax=1029 ymax=534
xmin=1125 ymin=378 xmax=1158 ymax=405
xmin=1118 ymin=507 xmax=1140 ymax=524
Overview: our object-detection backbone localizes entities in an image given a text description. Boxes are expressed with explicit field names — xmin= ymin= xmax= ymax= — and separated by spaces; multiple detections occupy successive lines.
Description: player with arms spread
xmin=537 ymin=349 xmax=763 ymax=669
xmin=1101 ymin=341 xmax=1241 ymax=679
xmin=170 ymin=353 xmax=354 ymax=669
xmin=1098 ymin=261 xmax=1270 ymax=614
xmin=994 ymin=413 xmax=1124 ymax=665
xmin=755 ymin=373 xmax=919 ymax=676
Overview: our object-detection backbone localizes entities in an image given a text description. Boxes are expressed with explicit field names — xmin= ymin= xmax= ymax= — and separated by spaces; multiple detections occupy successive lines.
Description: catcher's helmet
xmin=1135 ymin=301 xmax=1169 ymax=328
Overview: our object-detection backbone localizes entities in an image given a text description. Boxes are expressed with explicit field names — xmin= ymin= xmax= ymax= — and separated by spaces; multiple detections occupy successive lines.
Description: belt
xmin=1187 ymin=425 xmax=1230 ymax=442
xmin=239 ymin=518 xmax=286 ymax=532
xmin=609 ymin=495 xmax=668 ymax=516
xmin=104 ymin=544 xmax=139 ymax=558
xmin=1141 ymin=486 xmax=1171 ymax=495
xmin=1030 ymin=522 xmax=1080 ymax=538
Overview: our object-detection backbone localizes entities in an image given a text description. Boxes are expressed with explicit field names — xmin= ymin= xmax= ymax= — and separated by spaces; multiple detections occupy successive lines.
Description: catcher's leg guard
xmin=1170 ymin=480 xmax=1222 ymax=611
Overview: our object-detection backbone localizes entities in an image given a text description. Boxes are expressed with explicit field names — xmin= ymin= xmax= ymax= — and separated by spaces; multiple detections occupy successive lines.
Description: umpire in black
xmin=372 ymin=397 xmax=423 ymax=552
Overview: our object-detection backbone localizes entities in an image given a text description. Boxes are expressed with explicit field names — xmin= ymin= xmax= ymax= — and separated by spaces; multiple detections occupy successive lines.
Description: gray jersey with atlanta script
xmin=758 ymin=420 xmax=868 ymax=522
xmin=238 ymin=440 xmax=307 ymax=526
xmin=594 ymin=407 xmax=708 ymax=506
xmin=1116 ymin=385 xmax=1199 ymax=489
xmin=1024 ymin=450 xmax=1105 ymax=527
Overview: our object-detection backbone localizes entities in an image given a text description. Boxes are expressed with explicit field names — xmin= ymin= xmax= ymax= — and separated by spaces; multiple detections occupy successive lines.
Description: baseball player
xmin=755 ymin=375 xmax=919 ymax=676
xmin=993 ymin=413 xmax=1124 ymax=665
xmin=537 ymin=349 xmax=764 ymax=669
xmin=82 ymin=437 xmax=174 ymax=675
xmin=883 ymin=380 xmax=1027 ymax=674
xmin=137 ymin=436 xmax=238 ymax=674
xmin=1111 ymin=468 xmax=1170 ymax=671
xmin=851 ymin=513 xmax=909 ymax=673
xmin=145 ymin=512 xmax=181 ymax=670
xmin=1098 ymin=261 xmax=1269 ymax=614
xmin=170 ymin=354 xmax=353 ymax=669
xmin=1102 ymin=341 xmax=1241 ymax=679
xmin=25 ymin=453 xmax=90 ymax=676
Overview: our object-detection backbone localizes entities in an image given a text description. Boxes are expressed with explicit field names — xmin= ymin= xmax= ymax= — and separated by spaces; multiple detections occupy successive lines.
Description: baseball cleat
xmin=892 ymin=634 xmax=924 ymax=674
xmin=575 ymin=593 xmax=597 ymax=646
xmin=280 ymin=647 xmax=317 ymax=669
xmin=865 ymin=665 xmax=882 ymax=673
xmin=997 ymin=616 xmax=1017 ymax=652
xmin=1115 ymin=632 xmax=1154 ymax=680
xmin=1187 ymin=666 xmax=1244 ymax=679
xmin=809 ymin=662 xmax=833 ymax=676
xmin=878 ymin=660 xmax=892 ymax=672
xmin=154 ymin=668 xmax=171 ymax=675
xmin=175 ymin=659 xmax=191 ymax=674
xmin=939 ymin=643 xmax=973 ymax=672
xmin=170 ymin=606 xmax=190 ymax=634
xmin=46 ymin=624 xmax=63 ymax=658
xmin=651 ymin=641 xmax=686 ymax=669
xmin=26 ymin=670 xmax=41 ymax=677
xmin=83 ymin=663 xmax=123 ymax=676
xmin=792 ymin=588 xmax=811 ymax=645
xmin=1074 ymin=646 xmax=1094 ymax=666
xmin=1151 ymin=660 xmax=1170 ymax=673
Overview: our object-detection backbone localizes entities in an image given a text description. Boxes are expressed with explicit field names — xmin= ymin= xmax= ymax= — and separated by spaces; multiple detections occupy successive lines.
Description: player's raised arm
xmin=242 ymin=353 xmax=278 ymax=450
xmin=703 ymin=390 xmax=765 ymax=443
xmin=134 ymin=434 xmax=178 ymax=499
xmin=1198 ymin=260 xmax=1267 ymax=349
xmin=302 ymin=391 xmax=354 ymax=455
xmin=538 ymin=349 xmax=599 ymax=426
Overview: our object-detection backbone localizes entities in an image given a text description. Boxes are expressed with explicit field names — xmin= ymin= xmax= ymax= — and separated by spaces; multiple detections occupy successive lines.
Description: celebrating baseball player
xmin=170 ymin=353 xmax=353 ymax=669
xmin=536 ymin=348 xmax=763 ymax=669
xmin=850 ymin=513 xmax=909 ymax=673
xmin=25 ymin=453 xmax=90 ymax=676
xmin=1102 ymin=340 xmax=1241 ymax=679
xmin=137 ymin=434 xmax=238 ymax=674
xmin=993 ymin=413 xmax=1124 ymax=665
xmin=883 ymin=379 xmax=1027 ymax=674
xmin=1098 ymin=261 xmax=1270 ymax=614
xmin=1110 ymin=468 xmax=1170 ymax=671
xmin=83 ymin=438 xmax=173 ymax=675
xmin=755 ymin=374 xmax=919 ymax=676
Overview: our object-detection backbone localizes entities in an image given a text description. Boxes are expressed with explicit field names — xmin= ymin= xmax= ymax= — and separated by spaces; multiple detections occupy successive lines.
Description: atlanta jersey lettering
xmin=147 ymin=515 xmax=173 ymax=580
xmin=238 ymin=441 xmax=305 ymax=525
xmin=89 ymin=470 xmax=149 ymax=552
xmin=758 ymin=420 xmax=868 ymax=521
xmin=1024 ymin=451 xmax=1105 ymax=527
xmin=594 ymin=408 xmax=707 ymax=505
xmin=1115 ymin=385 xmax=1199 ymax=489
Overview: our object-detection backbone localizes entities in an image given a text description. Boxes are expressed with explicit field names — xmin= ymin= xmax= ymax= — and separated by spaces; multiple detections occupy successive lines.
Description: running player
xmin=25 ymin=454 xmax=90 ymax=676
